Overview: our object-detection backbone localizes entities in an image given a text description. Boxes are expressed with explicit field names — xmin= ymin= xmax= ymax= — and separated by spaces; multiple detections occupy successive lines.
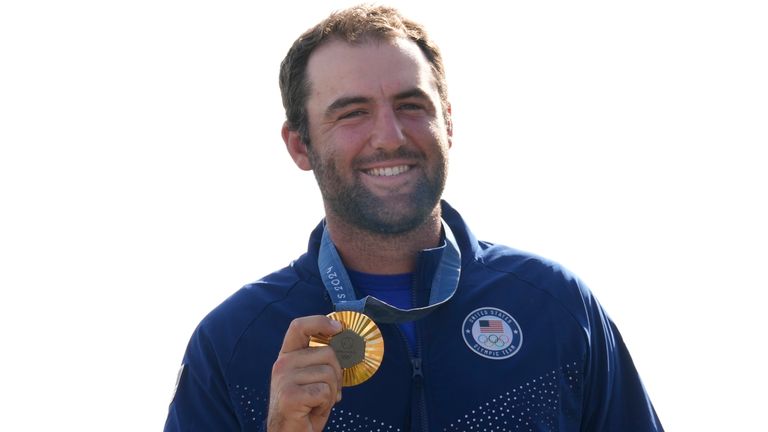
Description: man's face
xmin=303 ymin=37 xmax=452 ymax=234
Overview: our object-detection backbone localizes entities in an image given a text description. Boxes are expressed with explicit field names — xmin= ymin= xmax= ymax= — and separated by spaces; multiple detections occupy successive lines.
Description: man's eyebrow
xmin=324 ymin=88 xmax=433 ymax=117
xmin=325 ymin=96 xmax=371 ymax=117
xmin=394 ymin=88 xmax=430 ymax=101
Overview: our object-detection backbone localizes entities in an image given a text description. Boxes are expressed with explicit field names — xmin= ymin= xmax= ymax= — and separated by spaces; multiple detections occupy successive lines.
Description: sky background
xmin=1 ymin=0 xmax=766 ymax=430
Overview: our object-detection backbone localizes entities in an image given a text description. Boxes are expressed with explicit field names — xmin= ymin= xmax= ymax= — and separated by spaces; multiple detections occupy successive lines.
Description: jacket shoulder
xmin=474 ymin=241 xmax=594 ymax=325
xmin=191 ymin=264 xmax=306 ymax=368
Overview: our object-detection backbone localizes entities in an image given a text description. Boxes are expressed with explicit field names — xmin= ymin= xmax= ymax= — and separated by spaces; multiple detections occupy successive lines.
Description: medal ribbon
xmin=318 ymin=221 xmax=461 ymax=324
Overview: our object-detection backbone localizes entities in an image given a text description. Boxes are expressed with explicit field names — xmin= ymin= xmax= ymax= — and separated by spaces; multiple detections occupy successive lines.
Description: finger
xmin=307 ymin=382 xmax=338 ymax=430
xmin=272 ymin=347 xmax=343 ymax=396
xmin=297 ymin=363 xmax=342 ymax=401
xmin=272 ymin=347 xmax=338 ymax=382
xmin=288 ymin=364 xmax=340 ymax=386
xmin=292 ymin=366 xmax=342 ymax=407
xmin=269 ymin=381 xmax=336 ymax=428
xmin=280 ymin=315 xmax=343 ymax=353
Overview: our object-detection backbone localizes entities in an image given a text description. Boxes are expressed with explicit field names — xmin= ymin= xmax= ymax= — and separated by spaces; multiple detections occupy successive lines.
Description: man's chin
xmin=350 ymin=202 xmax=438 ymax=235
xmin=323 ymin=179 xmax=443 ymax=234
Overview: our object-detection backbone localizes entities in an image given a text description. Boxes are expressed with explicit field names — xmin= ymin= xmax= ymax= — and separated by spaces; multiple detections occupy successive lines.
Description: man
xmin=165 ymin=5 xmax=663 ymax=431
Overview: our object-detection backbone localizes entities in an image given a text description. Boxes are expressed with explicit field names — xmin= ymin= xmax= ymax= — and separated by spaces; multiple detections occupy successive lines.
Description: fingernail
xmin=331 ymin=320 xmax=343 ymax=332
xmin=337 ymin=391 xmax=342 ymax=402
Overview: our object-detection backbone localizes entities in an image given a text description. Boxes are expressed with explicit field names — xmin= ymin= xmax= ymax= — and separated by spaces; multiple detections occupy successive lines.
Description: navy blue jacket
xmin=165 ymin=202 xmax=663 ymax=431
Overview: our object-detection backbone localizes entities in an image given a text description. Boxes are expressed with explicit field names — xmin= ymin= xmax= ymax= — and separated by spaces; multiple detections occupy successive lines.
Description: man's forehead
xmin=311 ymin=34 xmax=417 ymax=60
xmin=305 ymin=37 xmax=437 ymax=103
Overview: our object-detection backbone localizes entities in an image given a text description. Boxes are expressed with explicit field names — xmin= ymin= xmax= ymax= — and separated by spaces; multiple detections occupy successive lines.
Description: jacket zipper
xmin=411 ymin=356 xmax=428 ymax=431
xmin=409 ymin=274 xmax=429 ymax=432
xmin=397 ymin=320 xmax=428 ymax=432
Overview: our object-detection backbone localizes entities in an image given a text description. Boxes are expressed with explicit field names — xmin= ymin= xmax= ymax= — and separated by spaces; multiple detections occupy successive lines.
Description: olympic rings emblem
xmin=462 ymin=307 xmax=523 ymax=360
xmin=476 ymin=334 xmax=510 ymax=348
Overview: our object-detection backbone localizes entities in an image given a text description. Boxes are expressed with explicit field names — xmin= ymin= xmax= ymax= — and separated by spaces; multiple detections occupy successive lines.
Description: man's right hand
xmin=267 ymin=315 xmax=344 ymax=432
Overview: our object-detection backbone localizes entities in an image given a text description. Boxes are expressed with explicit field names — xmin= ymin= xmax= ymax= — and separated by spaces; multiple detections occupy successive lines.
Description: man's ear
xmin=445 ymin=102 xmax=453 ymax=148
xmin=282 ymin=122 xmax=312 ymax=171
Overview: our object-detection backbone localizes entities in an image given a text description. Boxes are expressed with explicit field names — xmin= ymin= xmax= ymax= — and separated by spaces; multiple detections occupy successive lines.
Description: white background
xmin=1 ymin=1 xmax=766 ymax=430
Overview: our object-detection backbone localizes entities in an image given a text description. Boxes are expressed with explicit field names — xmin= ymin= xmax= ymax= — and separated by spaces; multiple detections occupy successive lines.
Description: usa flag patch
xmin=462 ymin=307 xmax=523 ymax=360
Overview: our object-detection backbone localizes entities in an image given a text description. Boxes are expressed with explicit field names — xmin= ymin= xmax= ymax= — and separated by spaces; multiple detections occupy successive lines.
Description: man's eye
xmin=398 ymin=103 xmax=424 ymax=111
xmin=339 ymin=110 xmax=366 ymax=120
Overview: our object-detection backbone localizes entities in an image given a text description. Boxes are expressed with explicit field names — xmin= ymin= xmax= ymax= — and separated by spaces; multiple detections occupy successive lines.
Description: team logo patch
xmin=462 ymin=307 xmax=523 ymax=360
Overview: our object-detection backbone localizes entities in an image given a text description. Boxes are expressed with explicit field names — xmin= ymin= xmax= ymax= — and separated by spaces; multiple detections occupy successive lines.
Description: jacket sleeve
xmin=579 ymin=286 xmax=664 ymax=431
xmin=164 ymin=324 xmax=243 ymax=432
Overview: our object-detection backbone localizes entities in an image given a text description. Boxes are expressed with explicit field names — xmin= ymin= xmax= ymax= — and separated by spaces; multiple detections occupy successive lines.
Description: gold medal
xmin=309 ymin=311 xmax=384 ymax=387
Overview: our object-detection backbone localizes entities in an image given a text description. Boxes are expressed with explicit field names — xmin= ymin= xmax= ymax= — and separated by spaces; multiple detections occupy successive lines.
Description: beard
xmin=308 ymin=146 xmax=447 ymax=235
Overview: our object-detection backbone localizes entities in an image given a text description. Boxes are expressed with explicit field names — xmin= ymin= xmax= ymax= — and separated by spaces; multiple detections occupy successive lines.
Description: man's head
xmin=279 ymin=4 xmax=449 ymax=145
xmin=280 ymin=5 xmax=452 ymax=235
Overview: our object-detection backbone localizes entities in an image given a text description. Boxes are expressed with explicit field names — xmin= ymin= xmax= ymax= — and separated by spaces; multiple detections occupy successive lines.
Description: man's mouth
xmin=364 ymin=165 xmax=412 ymax=177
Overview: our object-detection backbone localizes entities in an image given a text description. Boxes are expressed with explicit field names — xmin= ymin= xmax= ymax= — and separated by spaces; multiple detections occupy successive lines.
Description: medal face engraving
xmin=329 ymin=329 xmax=365 ymax=368
xmin=309 ymin=311 xmax=384 ymax=386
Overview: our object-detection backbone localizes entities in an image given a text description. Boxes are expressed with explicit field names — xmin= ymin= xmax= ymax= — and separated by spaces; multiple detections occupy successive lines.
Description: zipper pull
xmin=411 ymin=358 xmax=423 ymax=379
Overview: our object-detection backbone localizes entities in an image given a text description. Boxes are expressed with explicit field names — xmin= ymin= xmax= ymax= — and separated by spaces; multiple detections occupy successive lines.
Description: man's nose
xmin=369 ymin=108 xmax=405 ymax=151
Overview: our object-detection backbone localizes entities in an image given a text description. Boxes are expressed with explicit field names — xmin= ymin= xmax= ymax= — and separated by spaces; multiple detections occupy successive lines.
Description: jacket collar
xmin=293 ymin=200 xmax=480 ymax=286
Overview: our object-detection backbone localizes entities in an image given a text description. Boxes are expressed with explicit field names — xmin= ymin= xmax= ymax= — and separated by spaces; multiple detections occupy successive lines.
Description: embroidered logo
xmin=462 ymin=307 xmax=523 ymax=360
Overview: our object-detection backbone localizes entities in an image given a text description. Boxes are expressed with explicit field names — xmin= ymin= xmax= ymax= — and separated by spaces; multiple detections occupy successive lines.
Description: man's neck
xmin=324 ymin=208 xmax=442 ymax=275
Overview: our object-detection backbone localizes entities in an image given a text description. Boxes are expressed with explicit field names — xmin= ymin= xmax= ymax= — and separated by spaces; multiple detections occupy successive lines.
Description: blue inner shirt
xmin=346 ymin=270 xmax=416 ymax=352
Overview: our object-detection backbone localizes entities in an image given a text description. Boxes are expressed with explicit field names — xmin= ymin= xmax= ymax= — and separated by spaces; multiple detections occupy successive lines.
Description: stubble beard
xmin=308 ymin=147 xmax=447 ymax=235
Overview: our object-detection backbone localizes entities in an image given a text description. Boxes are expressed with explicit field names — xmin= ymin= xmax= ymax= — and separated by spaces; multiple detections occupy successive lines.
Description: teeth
xmin=367 ymin=165 xmax=410 ymax=177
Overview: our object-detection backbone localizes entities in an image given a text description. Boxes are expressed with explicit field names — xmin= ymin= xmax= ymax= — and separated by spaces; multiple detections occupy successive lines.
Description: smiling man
xmin=285 ymin=35 xmax=451 ymax=274
xmin=164 ymin=5 xmax=663 ymax=432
